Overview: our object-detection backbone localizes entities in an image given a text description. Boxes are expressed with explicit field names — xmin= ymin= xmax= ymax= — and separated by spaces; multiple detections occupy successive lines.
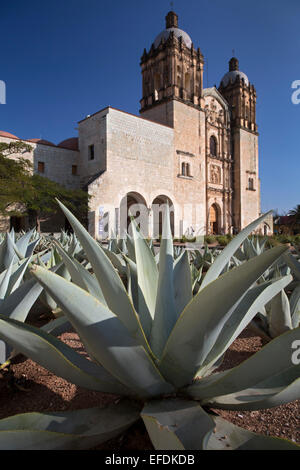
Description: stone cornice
xmin=207 ymin=153 xmax=233 ymax=163
xmin=140 ymin=95 xmax=204 ymax=114
xmin=176 ymin=150 xmax=195 ymax=157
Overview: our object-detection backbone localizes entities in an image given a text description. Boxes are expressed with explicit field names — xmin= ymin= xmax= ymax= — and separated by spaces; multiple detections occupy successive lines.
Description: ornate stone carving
xmin=210 ymin=164 xmax=221 ymax=184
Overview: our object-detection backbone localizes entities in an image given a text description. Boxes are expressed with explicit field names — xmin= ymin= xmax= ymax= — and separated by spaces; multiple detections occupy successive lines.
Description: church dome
xmin=221 ymin=70 xmax=249 ymax=87
xmin=220 ymin=57 xmax=249 ymax=88
xmin=154 ymin=27 xmax=192 ymax=49
xmin=153 ymin=11 xmax=192 ymax=49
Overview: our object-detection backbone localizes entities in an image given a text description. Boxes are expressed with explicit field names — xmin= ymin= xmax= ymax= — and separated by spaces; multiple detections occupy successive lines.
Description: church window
xmin=245 ymin=105 xmax=249 ymax=120
xmin=210 ymin=135 xmax=218 ymax=157
xmin=248 ymin=177 xmax=254 ymax=190
xmin=88 ymin=144 xmax=95 ymax=160
xmin=72 ymin=165 xmax=77 ymax=175
xmin=184 ymin=73 xmax=191 ymax=92
xmin=181 ymin=162 xmax=192 ymax=177
xmin=37 ymin=161 xmax=45 ymax=173
xmin=154 ymin=73 xmax=161 ymax=101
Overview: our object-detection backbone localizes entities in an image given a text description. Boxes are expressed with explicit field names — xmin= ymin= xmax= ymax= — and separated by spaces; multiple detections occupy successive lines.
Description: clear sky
xmin=1 ymin=0 xmax=299 ymax=215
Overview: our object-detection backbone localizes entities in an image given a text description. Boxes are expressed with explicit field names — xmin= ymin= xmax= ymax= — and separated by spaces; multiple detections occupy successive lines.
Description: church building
xmin=0 ymin=11 xmax=266 ymax=238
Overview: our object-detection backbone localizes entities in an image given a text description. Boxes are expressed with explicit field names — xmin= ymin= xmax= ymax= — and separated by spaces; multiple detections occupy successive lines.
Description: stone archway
xmin=120 ymin=192 xmax=148 ymax=237
xmin=209 ymin=203 xmax=221 ymax=235
xmin=151 ymin=195 xmax=175 ymax=238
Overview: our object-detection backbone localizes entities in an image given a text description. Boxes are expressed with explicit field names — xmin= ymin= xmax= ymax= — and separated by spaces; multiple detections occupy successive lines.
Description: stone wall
xmin=78 ymin=109 xmax=107 ymax=187
xmin=238 ymin=128 xmax=260 ymax=229
xmin=85 ymin=107 xmax=175 ymax=238
xmin=0 ymin=135 xmax=79 ymax=232
xmin=0 ymin=135 xmax=79 ymax=189
xmin=172 ymin=100 xmax=207 ymax=235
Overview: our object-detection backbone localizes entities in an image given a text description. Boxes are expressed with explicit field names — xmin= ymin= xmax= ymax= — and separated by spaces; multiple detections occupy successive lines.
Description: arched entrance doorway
xmin=151 ymin=195 xmax=174 ymax=238
xmin=120 ymin=192 xmax=148 ymax=237
xmin=209 ymin=203 xmax=220 ymax=235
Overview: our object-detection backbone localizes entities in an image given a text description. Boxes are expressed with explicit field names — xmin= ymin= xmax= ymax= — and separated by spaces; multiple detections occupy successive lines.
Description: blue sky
xmin=1 ymin=0 xmax=299 ymax=214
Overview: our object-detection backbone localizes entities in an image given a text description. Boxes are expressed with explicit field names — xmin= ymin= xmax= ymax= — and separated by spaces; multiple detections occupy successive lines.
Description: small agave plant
xmin=0 ymin=202 xmax=299 ymax=450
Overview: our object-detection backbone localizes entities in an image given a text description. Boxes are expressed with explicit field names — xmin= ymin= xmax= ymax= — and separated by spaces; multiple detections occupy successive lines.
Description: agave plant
xmin=250 ymin=252 xmax=300 ymax=340
xmin=0 ymin=229 xmax=71 ymax=366
xmin=0 ymin=202 xmax=299 ymax=450
xmin=252 ymin=286 xmax=300 ymax=340
xmin=0 ymin=229 xmax=47 ymax=365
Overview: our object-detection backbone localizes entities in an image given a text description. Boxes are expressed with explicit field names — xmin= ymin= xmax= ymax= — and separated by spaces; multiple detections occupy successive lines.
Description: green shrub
xmin=216 ymin=236 xmax=229 ymax=246
xmin=204 ymin=235 xmax=216 ymax=244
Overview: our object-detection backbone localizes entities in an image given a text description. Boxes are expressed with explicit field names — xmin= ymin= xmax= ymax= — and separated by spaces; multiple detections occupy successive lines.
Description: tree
xmin=0 ymin=141 xmax=90 ymax=231
xmin=288 ymin=205 xmax=300 ymax=234
xmin=23 ymin=174 xmax=90 ymax=231
xmin=0 ymin=141 xmax=33 ymax=216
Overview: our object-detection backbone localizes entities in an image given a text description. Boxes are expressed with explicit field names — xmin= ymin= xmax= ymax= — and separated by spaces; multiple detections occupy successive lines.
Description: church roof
xmin=57 ymin=137 xmax=79 ymax=151
xmin=0 ymin=130 xmax=20 ymax=140
xmin=27 ymin=138 xmax=56 ymax=147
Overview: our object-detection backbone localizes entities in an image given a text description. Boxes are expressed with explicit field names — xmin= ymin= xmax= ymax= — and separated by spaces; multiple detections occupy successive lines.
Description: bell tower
xmin=219 ymin=57 xmax=260 ymax=230
xmin=139 ymin=11 xmax=204 ymax=117
xmin=219 ymin=57 xmax=257 ymax=133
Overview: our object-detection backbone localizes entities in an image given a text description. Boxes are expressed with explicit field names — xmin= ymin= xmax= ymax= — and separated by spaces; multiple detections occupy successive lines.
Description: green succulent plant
xmin=0 ymin=229 xmax=45 ymax=365
xmin=0 ymin=202 xmax=299 ymax=450
xmin=251 ymin=252 xmax=300 ymax=340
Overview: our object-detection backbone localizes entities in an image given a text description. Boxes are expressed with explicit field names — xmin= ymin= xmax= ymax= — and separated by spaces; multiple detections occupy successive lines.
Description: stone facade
xmin=0 ymin=11 xmax=265 ymax=238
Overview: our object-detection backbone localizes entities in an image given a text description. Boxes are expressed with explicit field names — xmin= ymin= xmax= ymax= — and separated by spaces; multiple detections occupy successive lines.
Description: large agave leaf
xmin=15 ymin=228 xmax=36 ymax=258
xmin=186 ymin=328 xmax=300 ymax=410
xmin=200 ymin=211 xmax=273 ymax=290
xmin=53 ymin=241 xmax=107 ymax=305
xmin=131 ymin=216 xmax=159 ymax=320
xmin=290 ymin=284 xmax=300 ymax=328
xmin=269 ymin=290 xmax=293 ymax=338
xmin=1 ymin=278 xmax=44 ymax=322
xmin=0 ymin=261 xmax=13 ymax=299
xmin=150 ymin=205 xmax=176 ymax=358
xmin=199 ymin=275 xmax=292 ymax=374
xmin=283 ymin=252 xmax=300 ymax=281
xmin=123 ymin=255 xmax=152 ymax=339
xmin=0 ymin=233 xmax=20 ymax=270
xmin=0 ymin=315 xmax=130 ymax=395
xmin=141 ymin=399 xmax=215 ymax=450
xmin=6 ymin=257 xmax=31 ymax=297
xmin=207 ymin=416 xmax=300 ymax=450
xmin=38 ymin=260 xmax=70 ymax=312
xmin=30 ymin=266 xmax=173 ymax=398
xmin=56 ymin=200 xmax=147 ymax=350
xmin=0 ymin=401 xmax=141 ymax=450
xmin=102 ymin=247 xmax=127 ymax=276
xmin=173 ymin=251 xmax=193 ymax=318
xmin=159 ymin=245 xmax=288 ymax=387
xmin=125 ymin=233 xmax=136 ymax=263
xmin=41 ymin=315 xmax=71 ymax=337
